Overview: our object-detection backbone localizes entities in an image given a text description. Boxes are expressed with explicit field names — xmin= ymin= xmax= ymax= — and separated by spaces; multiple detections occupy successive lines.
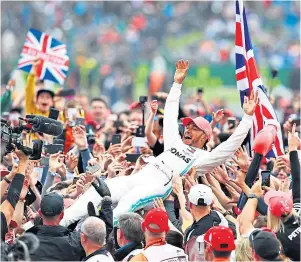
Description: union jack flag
xmin=235 ymin=0 xmax=284 ymax=157
xmin=18 ymin=28 xmax=69 ymax=85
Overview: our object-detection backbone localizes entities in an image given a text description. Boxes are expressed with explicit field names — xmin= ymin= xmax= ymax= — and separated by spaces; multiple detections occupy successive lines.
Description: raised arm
xmin=288 ymin=124 xmax=300 ymax=211
xmin=195 ymin=91 xmax=258 ymax=173
xmin=25 ymin=59 xmax=40 ymax=115
xmin=163 ymin=60 xmax=189 ymax=149
xmin=145 ymin=100 xmax=158 ymax=147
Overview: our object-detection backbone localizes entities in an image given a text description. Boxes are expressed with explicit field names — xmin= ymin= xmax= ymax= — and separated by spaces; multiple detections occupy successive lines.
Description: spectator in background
xmin=114 ymin=212 xmax=144 ymax=261
xmin=30 ymin=192 xmax=85 ymax=261
xmin=203 ymin=226 xmax=236 ymax=262
xmin=25 ymin=59 xmax=54 ymax=116
xmin=129 ymin=208 xmax=188 ymax=261
xmin=90 ymin=98 xmax=109 ymax=129
xmin=80 ymin=216 xmax=114 ymax=262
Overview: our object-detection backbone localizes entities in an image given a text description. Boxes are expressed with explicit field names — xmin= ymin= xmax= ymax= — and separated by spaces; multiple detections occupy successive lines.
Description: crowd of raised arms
xmin=0 ymin=58 xmax=300 ymax=262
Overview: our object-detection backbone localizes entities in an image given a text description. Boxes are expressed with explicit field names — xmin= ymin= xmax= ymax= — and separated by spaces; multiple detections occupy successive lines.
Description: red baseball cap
xmin=142 ymin=208 xmax=169 ymax=234
xmin=264 ymin=190 xmax=293 ymax=217
xmin=204 ymin=226 xmax=235 ymax=252
xmin=181 ymin=116 xmax=213 ymax=141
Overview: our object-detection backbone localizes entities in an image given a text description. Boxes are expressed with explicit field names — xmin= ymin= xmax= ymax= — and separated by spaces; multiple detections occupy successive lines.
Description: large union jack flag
xmin=18 ymin=28 xmax=69 ymax=85
xmin=235 ymin=0 xmax=284 ymax=157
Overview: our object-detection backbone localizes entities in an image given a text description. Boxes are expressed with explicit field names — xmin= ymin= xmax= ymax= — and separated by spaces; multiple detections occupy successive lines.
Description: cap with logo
xmin=188 ymin=184 xmax=213 ymax=206
xmin=249 ymin=229 xmax=281 ymax=260
xmin=181 ymin=116 xmax=213 ymax=141
xmin=204 ymin=226 xmax=235 ymax=251
xmin=264 ymin=190 xmax=293 ymax=217
xmin=142 ymin=208 xmax=169 ymax=234
xmin=40 ymin=192 xmax=64 ymax=217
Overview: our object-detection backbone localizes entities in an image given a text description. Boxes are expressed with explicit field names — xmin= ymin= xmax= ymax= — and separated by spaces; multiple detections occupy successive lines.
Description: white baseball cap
xmin=188 ymin=184 xmax=213 ymax=206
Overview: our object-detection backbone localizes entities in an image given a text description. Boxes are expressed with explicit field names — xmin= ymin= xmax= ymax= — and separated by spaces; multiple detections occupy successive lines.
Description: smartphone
xmin=197 ymin=88 xmax=203 ymax=94
xmin=132 ymin=137 xmax=147 ymax=148
xmin=44 ymin=144 xmax=64 ymax=155
xmin=112 ymin=134 xmax=121 ymax=145
xmin=40 ymin=157 xmax=49 ymax=166
xmin=228 ymin=117 xmax=236 ymax=129
xmin=58 ymin=89 xmax=76 ymax=97
xmin=48 ymin=108 xmax=60 ymax=120
xmin=22 ymin=221 xmax=34 ymax=231
xmin=75 ymin=117 xmax=85 ymax=126
xmin=73 ymin=176 xmax=80 ymax=184
xmin=67 ymin=108 xmax=78 ymax=120
xmin=135 ymin=125 xmax=145 ymax=137
xmin=261 ymin=170 xmax=271 ymax=187
xmin=86 ymin=163 xmax=102 ymax=175
xmin=126 ymin=154 xmax=141 ymax=163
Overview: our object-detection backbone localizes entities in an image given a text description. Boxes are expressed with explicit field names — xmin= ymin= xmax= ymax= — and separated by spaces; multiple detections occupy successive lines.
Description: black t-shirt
xmin=1 ymin=212 xmax=8 ymax=242
xmin=151 ymin=139 xmax=164 ymax=157
xmin=276 ymin=215 xmax=300 ymax=261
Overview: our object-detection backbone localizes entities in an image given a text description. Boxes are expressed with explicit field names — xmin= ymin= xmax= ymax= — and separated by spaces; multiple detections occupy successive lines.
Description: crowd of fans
xmin=2 ymin=1 xmax=300 ymax=101
xmin=0 ymin=55 xmax=300 ymax=262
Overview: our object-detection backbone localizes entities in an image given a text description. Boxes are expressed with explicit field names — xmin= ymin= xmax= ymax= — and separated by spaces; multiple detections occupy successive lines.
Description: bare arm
xmin=145 ymin=100 xmax=158 ymax=147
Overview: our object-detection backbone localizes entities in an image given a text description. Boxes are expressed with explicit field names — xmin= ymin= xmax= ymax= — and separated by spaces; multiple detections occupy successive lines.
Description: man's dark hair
xmin=91 ymin=97 xmax=108 ymax=108
xmin=166 ymin=231 xmax=183 ymax=249
xmin=49 ymin=182 xmax=69 ymax=192
xmin=212 ymin=250 xmax=232 ymax=258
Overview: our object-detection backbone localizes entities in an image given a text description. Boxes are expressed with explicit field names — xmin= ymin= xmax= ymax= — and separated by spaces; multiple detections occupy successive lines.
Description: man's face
xmin=91 ymin=101 xmax=107 ymax=121
xmin=129 ymin=111 xmax=142 ymax=125
xmin=37 ymin=92 xmax=53 ymax=113
xmin=277 ymin=168 xmax=288 ymax=182
xmin=183 ymin=122 xmax=207 ymax=148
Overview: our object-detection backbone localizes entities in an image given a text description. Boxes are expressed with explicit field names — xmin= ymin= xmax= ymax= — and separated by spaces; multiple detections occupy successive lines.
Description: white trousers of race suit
xmin=60 ymin=164 xmax=172 ymax=227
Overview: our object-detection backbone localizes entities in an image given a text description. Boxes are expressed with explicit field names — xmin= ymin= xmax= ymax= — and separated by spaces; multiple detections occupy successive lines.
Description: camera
xmin=139 ymin=96 xmax=148 ymax=104
xmin=1 ymin=120 xmax=43 ymax=160
xmin=1 ymin=115 xmax=63 ymax=160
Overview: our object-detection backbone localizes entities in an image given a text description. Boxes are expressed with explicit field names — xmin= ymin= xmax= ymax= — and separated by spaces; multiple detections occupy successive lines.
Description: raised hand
xmin=49 ymin=152 xmax=64 ymax=173
xmin=153 ymin=198 xmax=166 ymax=211
xmin=288 ymin=123 xmax=300 ymax=151
xmin=211 ymin=165 xmax=229 ymax=184
xmin=150 ymin=100 xmax=158 ymax=114
xmin=172 ymin=174 xmax=183 ymax=196
xmin=72 ymin=126 xmax=88 ymax=150
xmin=174 ymin=60 xmax=189 ymax=84
xmin=65 ymin=152 xmax=78 ymax=172
xmin=30 ymin=58 xmax=41 ymax=76
xmin=243 ymin=90 xmax=259 ymax=116
xmin=212 ymin=109 xmax=224 ymax=124
xmin=233 ymin=146 xmax=250 ymax=172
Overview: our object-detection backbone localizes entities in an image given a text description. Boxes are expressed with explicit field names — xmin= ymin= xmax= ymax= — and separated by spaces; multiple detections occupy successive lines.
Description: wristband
xmin=170 ymin=191 xmax=177 ymax=199
xmin=3 ymin=176 xmax=11 ymax=184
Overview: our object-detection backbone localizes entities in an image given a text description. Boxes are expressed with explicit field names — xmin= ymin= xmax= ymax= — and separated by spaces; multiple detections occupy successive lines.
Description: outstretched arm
xmin=195 ymin=91 xmax=259 ymax=174
xmin=164 ymin=60 xmax=189 ymax=150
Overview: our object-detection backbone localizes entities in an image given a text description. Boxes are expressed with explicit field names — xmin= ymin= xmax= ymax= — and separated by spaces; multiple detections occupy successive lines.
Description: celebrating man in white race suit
xmin=60 ymin=60 xmax=258 ymax=227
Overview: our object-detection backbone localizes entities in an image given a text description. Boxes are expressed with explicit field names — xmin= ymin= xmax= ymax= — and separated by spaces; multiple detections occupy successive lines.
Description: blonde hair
xmin=267 ymin=208 xmax=299 ymax=233
xmin=235 ymin=237 xmax=253 ymax=262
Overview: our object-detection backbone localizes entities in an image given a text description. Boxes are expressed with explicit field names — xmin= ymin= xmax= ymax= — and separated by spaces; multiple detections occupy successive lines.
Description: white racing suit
xmin=60 ymin=82 xmax=252 ymax=227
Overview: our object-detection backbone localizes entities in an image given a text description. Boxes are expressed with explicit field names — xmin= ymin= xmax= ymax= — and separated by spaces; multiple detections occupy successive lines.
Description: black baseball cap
xmin=40 ymin=192 xmax=64 ymax=217
xmin=37 ymin=89 xmax=55 ymax=98
xmin=249 ymin=230 xmax=281 ymax=260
